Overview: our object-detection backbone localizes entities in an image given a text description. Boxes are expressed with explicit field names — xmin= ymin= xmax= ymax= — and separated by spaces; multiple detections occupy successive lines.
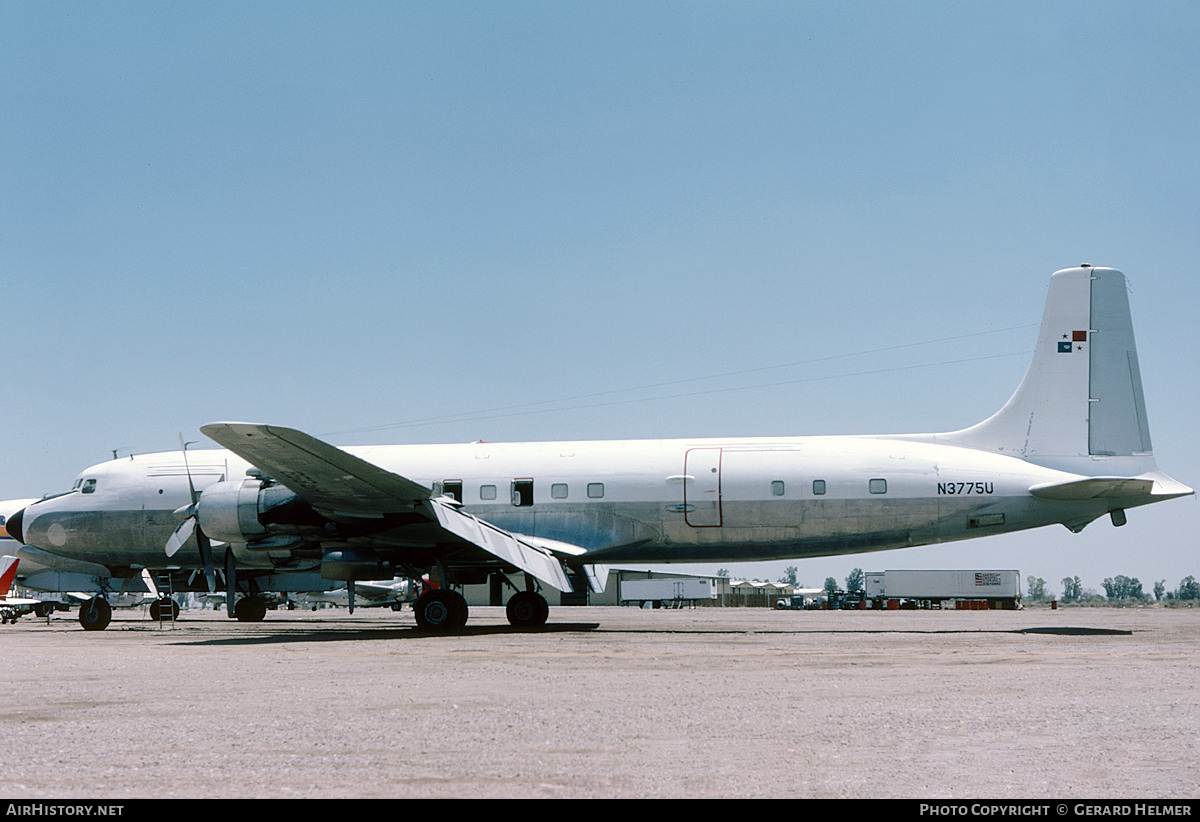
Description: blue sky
xmin=3 ymin=1 xmax=1197 ymax=596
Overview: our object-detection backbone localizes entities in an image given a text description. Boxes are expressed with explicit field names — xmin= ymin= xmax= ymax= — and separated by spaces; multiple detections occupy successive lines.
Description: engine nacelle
xmin=195 ymin=478 xmax=269 ymax=545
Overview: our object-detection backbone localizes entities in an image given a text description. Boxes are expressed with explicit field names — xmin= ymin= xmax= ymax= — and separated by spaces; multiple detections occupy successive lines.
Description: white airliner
xmin=5 ymin=266 xmax=1192 ymax=631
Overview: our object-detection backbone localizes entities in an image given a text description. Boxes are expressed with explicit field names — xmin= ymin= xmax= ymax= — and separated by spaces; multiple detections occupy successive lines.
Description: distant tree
xmin=824 ymin=577 xmax=839 ymax=596
xmin=1154 ymin=580 xmax=1166 ymax=602
xmin=1025 ymin=576 xmax=1048 ymax=602
xmin=1103 ymin=575 xmax=1146 ymax=601
xmin=778 ymin=566 xmax=799 ymax=586
xmin=716 ymin=568 xmax=730 ymax=579
xmin=1177 ymin=576 xmax=1200 ymax=601
xmin=1061 ymin=576 xmax=1083 ymax=604
xmin=845 ymin=568 xmax=864 ymax=593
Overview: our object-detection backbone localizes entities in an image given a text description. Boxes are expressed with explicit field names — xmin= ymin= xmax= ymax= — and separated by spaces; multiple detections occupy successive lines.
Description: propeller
xmin=165 ymin=434 xmax=218 ymax=594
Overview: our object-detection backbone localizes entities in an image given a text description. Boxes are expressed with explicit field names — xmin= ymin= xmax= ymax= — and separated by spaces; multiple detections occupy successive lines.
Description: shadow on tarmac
xmin=174 ymin=622 xmax=604 ymax=645
xmin=170 ymin=622 xmax=1130 ymax=646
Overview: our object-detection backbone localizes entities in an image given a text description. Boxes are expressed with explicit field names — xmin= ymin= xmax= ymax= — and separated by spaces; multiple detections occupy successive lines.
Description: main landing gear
xmin=411 ymin=587 xmax=550 ymax=632
xmin=148 ymin=596 xmax=179 ymax=622
xmin=413 ymin=588 xmax=468 ymax=630
xmin=505 ymin=590 xmax=550 ymax=629
xmin=233 ymin=596 xmax=268 ymax=622
xmin=79 ymin=597 xmax=112 ymax=631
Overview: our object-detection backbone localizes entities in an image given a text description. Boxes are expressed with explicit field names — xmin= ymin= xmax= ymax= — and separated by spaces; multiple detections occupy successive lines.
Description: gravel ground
xmin=0 ymin=605 xmax=1196 ymax=799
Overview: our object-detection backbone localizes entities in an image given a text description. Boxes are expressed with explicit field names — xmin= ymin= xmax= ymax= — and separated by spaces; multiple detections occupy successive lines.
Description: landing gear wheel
xmin=506 ymin=591 xmax=549 ymax=629
xmin=413 ymin=589 xmax=468 ymax=631
xmin=233 ymin=596 xmax=267 ymax=622
xmin=149 ymin=598 xmax=180 ymax=621
xmin=79 ymin=597 xmax=112 ymax=631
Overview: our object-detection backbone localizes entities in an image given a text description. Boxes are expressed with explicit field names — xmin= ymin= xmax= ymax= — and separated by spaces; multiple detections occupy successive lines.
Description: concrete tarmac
xmin=0 ymin=605 xmax=1196 ymax=799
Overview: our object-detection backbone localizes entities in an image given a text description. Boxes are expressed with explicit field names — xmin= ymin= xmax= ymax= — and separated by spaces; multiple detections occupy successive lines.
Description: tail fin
xmin=946 ymin=266 xmax=1158 ymax=474
xmin=0 ymin=556 xmax=18 ymax=600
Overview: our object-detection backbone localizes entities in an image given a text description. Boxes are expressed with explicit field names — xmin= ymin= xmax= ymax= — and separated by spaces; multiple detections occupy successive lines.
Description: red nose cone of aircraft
xmin=5 ymin=507 xmax=24 ymax=543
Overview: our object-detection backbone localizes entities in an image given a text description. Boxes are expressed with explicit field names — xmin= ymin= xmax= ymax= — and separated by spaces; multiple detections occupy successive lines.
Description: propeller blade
xmin=174 ymin=433 xmax=216 ymax=591
xmin=166 ymin=518 xmax=196 ymax=558
xmin=197 ymin=526 xmax=217 ymax=594
xmin=225 ymin=548 xmax=237 ymax=618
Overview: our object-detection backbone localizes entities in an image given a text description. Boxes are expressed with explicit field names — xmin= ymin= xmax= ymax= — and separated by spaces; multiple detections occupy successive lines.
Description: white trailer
xmin=865 ymin=570 xmax=1022 ymax=609
xmin=620 ymin=577 xmax=717 ymax=607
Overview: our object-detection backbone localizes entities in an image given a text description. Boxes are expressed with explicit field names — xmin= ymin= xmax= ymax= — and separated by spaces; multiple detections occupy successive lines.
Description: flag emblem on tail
xmin=1058 ymin=331 xmax=1087 ymax=352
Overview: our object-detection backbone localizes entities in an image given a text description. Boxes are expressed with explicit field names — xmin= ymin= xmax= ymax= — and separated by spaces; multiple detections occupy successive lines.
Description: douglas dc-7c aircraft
xmin=5 ymin=266 xmax=1192 ymax=631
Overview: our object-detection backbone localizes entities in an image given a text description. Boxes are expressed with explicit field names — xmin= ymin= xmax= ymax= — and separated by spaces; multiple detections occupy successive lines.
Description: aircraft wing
xmin=200 ymin=422 xmax=573 ymax=592
xmin=201 ymin=422 xmax=431 ymax=517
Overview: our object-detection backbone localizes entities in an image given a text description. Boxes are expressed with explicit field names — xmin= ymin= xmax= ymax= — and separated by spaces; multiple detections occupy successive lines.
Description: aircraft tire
xmin=233 ymin=596 xmax=267 ymax=622
xmin=449 ymin=590 xmax=468 ymax=629
xmin=414 ymin=589 xmax=467 ymax=631
xmin=505 ymin=591 xmax=549 ymax=629
xmin=79 ymin=598 xmax=112 ymax=631
xmin=149 ymin=599 xmax=180 ymax=621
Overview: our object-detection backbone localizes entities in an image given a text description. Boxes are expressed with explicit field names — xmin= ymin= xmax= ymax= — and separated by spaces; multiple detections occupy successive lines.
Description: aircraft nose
xmin=5 ymin=506 xmax=24 ymax=543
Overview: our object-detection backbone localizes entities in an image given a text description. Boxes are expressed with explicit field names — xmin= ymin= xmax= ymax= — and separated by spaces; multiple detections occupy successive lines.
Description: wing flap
xmin=423 ymin=498 xmax=573 ymax=592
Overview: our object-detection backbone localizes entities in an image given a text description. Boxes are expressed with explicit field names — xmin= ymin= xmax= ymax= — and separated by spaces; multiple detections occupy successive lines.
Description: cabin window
xmin=869 ymin=478 xmax=888 ymax=494
xmin=479 ymin=484 xmax=497 ymax=501
xmin=512 ymin=479 xmax=534 ymax=507
xmin=551 ymin=483 xmax=569 ymax=499
xmin=771 ymin=480 xmax=785 ymax=496
xmin=812 ymin=479 xmax=826 ymax=496
xmin=587 ymin=482 xmax=605 ymax=499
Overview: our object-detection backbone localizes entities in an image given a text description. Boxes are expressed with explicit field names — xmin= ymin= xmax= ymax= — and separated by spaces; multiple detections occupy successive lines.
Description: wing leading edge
xmin=200 ymin=422 xmax=573 ymax=592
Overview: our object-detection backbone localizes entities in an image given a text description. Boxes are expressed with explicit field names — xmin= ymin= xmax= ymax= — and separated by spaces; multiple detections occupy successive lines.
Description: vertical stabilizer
xmin=0 ymin=555 xmax=18 ymax=600
xmin=944 ymin=266 xmax=1156 ymax=474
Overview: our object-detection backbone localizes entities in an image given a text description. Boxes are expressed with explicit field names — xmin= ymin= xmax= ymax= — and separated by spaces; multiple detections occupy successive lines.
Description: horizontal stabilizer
xmin=1029 ymin=477 xmax=1156 ymax=500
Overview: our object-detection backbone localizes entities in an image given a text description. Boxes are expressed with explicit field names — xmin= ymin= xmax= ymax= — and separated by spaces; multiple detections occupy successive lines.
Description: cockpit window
xmin=81 ymin=478 xmax=97 ymax=494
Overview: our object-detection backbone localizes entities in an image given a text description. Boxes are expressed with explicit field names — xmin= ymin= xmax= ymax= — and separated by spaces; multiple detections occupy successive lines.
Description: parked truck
xmin=620 ymin=577 xmax=717 ymax=607
xmin=864 ymin=570 xmax=1022 ymax=610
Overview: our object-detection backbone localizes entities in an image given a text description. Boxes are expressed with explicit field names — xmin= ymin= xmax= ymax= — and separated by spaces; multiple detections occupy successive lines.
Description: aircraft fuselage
xmin=15 ymin=432 xmax=1155 ymax=576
